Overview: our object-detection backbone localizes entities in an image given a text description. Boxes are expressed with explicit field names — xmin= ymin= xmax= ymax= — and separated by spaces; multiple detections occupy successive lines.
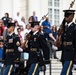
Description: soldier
xmin=2 ymin=23 xmax=23 ymax=75
xmin=60 ymin=10 xmax=76 ymax=75
xmin=24 ymin=21 xmax=50 ymax=75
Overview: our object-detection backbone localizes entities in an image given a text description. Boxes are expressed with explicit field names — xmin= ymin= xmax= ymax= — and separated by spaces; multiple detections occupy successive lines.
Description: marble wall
xmin=0 ymin=0 xmax=76 ymax=23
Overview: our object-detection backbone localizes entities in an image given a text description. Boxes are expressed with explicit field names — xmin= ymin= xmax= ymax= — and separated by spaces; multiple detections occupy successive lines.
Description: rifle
xmin=55 ymin=0 xmax=75 ymax=47
xmin=20 ymin=31 xmax=33 ymax=49
xmin=21 ymin=13 xmax=49 ymax=50
xmin=40 ymin=12 xmax=49 ymax=22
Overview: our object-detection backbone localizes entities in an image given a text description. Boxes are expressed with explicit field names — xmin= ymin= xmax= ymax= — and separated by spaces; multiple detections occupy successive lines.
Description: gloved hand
xmin=0 ymin=63 xmax=4 ymax=67
xmin=14 ymin=64 xmax=19 ymax=68
xmin=18 ymin=47 xmax=23 ymax=52
xmin=52 ymin=45 xmax=58 ymax=51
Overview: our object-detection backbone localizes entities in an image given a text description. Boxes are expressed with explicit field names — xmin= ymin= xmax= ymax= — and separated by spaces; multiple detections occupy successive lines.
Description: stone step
xmin=51 ymin=60 xmax=61 ymax=64
xmin=40 ymin=68 xmax=76 ymax=74
xmin=40 ymin=68 xmax=76 ymax=75
xmin=56 ymin=51 xmax=62 ymax=58
xmin=39 ymin=51 xmax=76 ymax=75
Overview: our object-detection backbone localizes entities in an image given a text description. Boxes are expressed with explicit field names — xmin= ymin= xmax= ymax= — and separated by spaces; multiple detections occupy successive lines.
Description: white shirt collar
xmin=33 ymin=31 xmax=38 ymax=35
xmin=66 ymin=22 xmax=73 ymax=27
xmin=8 ymin=32 xmax=14 ymax=36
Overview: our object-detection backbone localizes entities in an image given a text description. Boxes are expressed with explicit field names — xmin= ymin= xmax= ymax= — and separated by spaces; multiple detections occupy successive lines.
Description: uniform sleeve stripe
xmin=32 ymin=63 xmax=38 ymax=75
xmin=66 ymin=61 xmax=73 ymax=75
xmin=8 ymin=65 xmax=13 ymax=75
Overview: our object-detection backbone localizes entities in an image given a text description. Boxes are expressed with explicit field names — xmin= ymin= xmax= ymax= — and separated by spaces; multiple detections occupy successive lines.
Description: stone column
xmin=13 ymin=0 xmax=27 ymax=20
xmin=0 ymin=0 xmax=13 ymax=18
xmin=28 ymin=0 xmax=48 ymax=21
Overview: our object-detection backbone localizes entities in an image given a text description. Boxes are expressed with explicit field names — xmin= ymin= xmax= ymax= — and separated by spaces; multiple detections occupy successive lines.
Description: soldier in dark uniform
xmin=24 ymin=21 xmax=50 ymax=75
xmin=2 ymin=23 xmax=23 ymax=75
xmin=60 ymin=10 xmax=76 ymax=75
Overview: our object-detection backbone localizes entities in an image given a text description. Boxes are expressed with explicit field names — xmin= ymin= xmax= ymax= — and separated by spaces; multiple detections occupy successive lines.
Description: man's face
xmin=31 ymin=25 xmax=39 ymax=32
xmin=7 ymin=26 xmax=14 ymax=33
xmin=17 ymin=29 xmax=21 ymax=35
xmin=17 ymin=12 xmax=19 ymax=16
xmin=33 ymin=11 xmax=36 ymax=16
xmin=65 ymin=14 xmax=74 ymax=23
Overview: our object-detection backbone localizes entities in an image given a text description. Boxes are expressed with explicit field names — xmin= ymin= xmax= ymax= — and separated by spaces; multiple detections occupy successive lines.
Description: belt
xmin=6 ymin=49 xmax=14 ymax=53
xmin=14 ymin=58 xmax=20 ymax=62
xmin=63 ymin=41 xmax=72 ymax=46
xmin=30 ymin=48 xmax=37 ymax=51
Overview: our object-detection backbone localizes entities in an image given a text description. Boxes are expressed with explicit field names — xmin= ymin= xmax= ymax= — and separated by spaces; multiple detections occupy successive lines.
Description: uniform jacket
xmin=2 ymin=33 xmax=21 ymax=65
xmin=24 ymin=32 xmax=50 ymax=66
xmin=61 ymin=22 xmax=76 ymax=62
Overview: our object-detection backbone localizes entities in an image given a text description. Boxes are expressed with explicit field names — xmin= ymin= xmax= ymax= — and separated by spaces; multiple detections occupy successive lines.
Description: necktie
xmin=65 ymin=25 xmax=68 ymax=31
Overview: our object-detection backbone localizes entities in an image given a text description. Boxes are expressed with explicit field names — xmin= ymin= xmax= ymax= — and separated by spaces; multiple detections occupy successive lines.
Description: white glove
xmin=18 ymin=47 xmax=23 ymax=52
xmin=52 ymin=45 xmax=58 ymax=51
xmin=14 ymin=64 xmax=19 ymax=67
xmin=1 ymin=63 xmax=4 ymax=67
xmin=73 ymin=64 xmax=76 ymax=69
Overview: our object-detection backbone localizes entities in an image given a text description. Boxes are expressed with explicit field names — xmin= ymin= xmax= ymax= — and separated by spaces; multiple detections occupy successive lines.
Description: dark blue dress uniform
xmin=60 ymin=9 xmax=76 ymax=75
xmin=2 ymin=33 xmax=21 ymax=74
xmin=24 ymin=31 xmax=50 ymax=75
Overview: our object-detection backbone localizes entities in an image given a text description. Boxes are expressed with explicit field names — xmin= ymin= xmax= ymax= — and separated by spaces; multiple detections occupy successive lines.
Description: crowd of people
xmin=0 ymin=11 xmax=58 ymax=75
xmin=0 ymin=11 xmax=58 ymax=60
xmin=0 ymin=9 xmax=76 ymax=75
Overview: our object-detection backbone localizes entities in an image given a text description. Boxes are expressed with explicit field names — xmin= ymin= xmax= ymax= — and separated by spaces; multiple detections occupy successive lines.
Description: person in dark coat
xmin=60 ymin=10 xmax=76 ymax=75
xmin=2 ymin=23 xmax=23 ymax=75
xmin=28 ymin=11 xmax=38 ymax=22
xmin=2 ymin=13 xmax=9 ymax=27
xmin=24 ymin=21 xmax=50 ymax=75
